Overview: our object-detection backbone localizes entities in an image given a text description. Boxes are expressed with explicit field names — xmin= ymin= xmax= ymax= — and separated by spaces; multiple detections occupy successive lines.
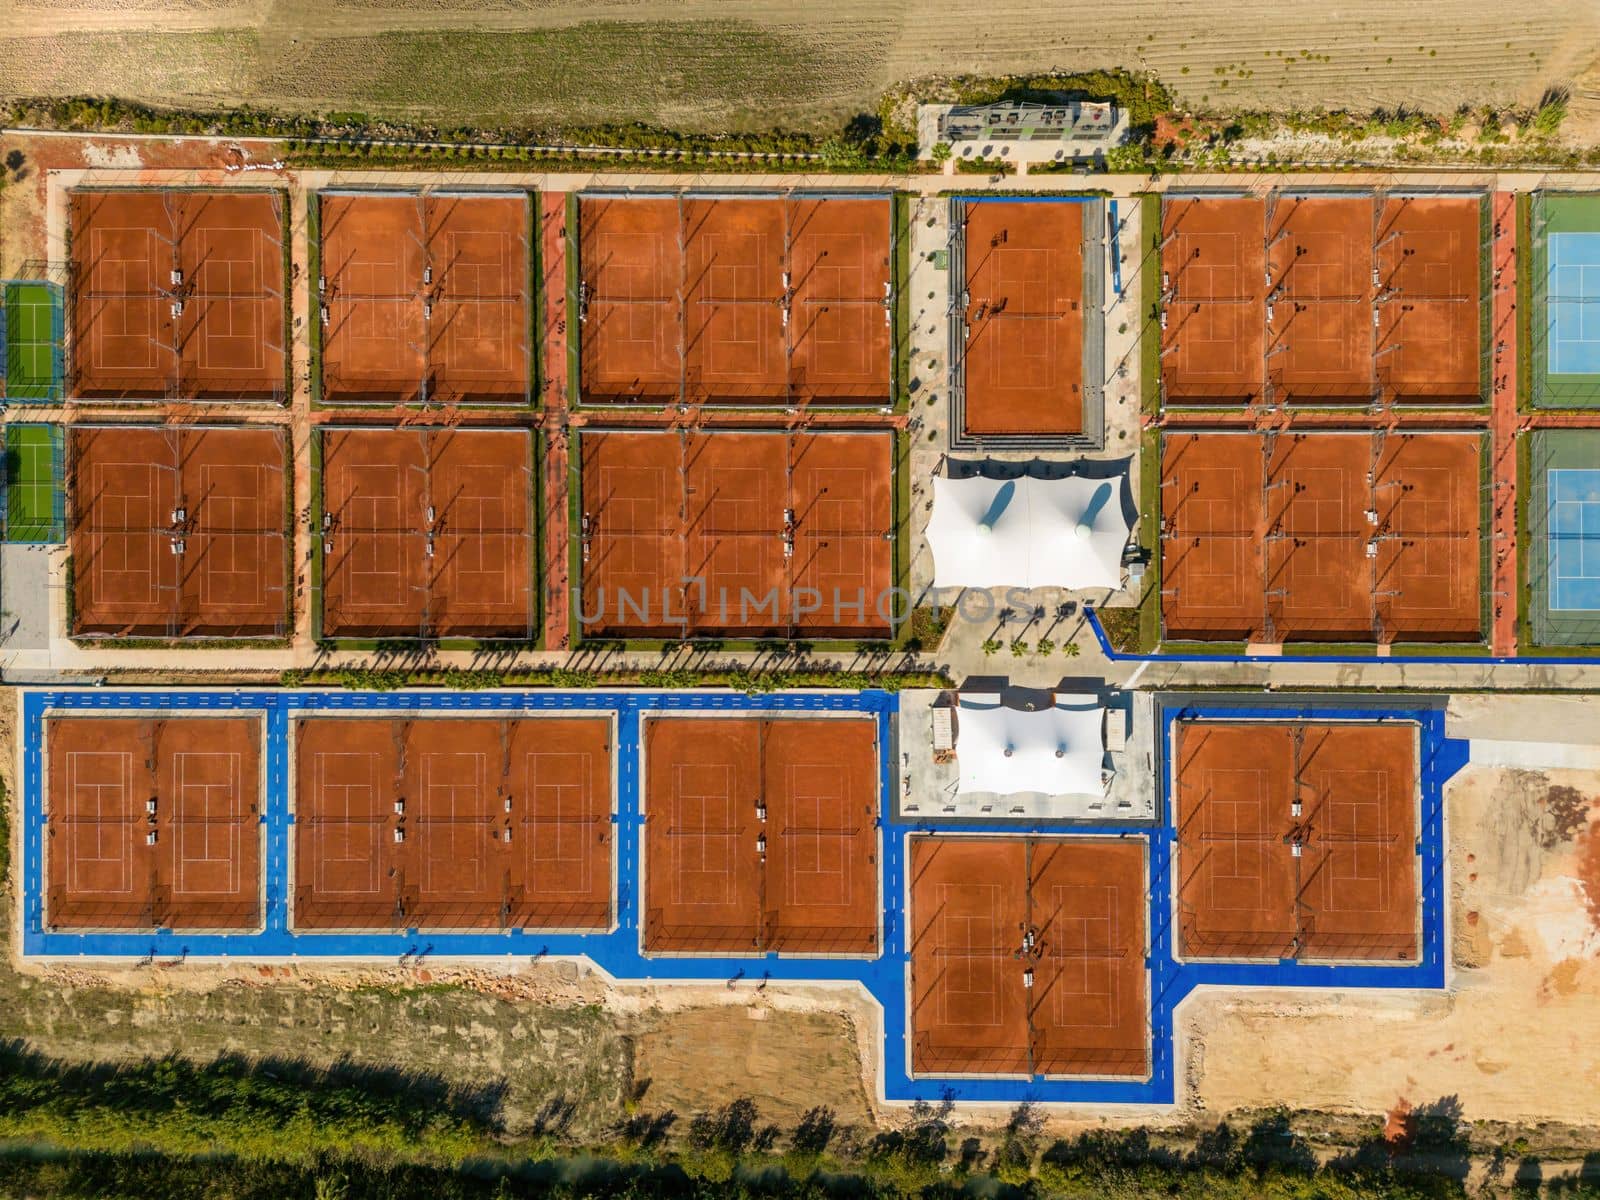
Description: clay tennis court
xmin=642 ymin=716 xmax=878 ymax=955
xmin=1160 ymin=431 xmax=1481 ymax=643
xmin=1264 ymin=431 xmax=1374 ymax=640
xmin=70 ymin=189 xmax=286 ymax=402
xmin=292 ymin=717 xmax=612 ymax=931
xmin=1160 ymin=195 xmax=1264 ymax=405
xmin=319 ymin=191 xmax=530 ymax=405
xmin=1159 ymin=432 xmax=1265 ymax=640
xmin=960 ymin=201 xmax=1085 ymax=436
xmin=319 ymin=427 xmax=535 ymax=639
xmin=1376 ymin=194 xmax=1485 ymax=403
xmin=909 ymin=836 xmax=1148 ymax=1079
xmin=579 ymin=429 xmax=894 ymax=638
xmin=1370 ymin=432 xmax=1484 ymax=639
xmin=70 ymin=425 xmax=289 ymax=638
xmin=1267 ymin=194 xmax=1376 ymax=401
xmin=578 ymin=194 xmax=890 ymax=405
xmin=1174 ymin=720 xmax=1419 ymax=962
xmin=45 ymin=716 xmax=261 ymax=931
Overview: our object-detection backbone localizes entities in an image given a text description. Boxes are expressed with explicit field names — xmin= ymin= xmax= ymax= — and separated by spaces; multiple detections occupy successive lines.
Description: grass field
xmin=0 ymin=0 xmax=1592 ymax=134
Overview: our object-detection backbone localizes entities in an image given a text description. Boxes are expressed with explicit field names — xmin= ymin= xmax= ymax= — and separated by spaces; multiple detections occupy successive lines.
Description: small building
xmin=918 ymin=100 xmax=1129 ymax=166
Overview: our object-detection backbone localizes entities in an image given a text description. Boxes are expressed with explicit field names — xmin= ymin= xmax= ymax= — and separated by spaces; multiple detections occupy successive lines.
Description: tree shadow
xmin=1328 ymin=1095 xmax=1473 ymax=1184
xmin=0 ymin=1038 xmax=510 ymax=1133
xmin=792 ymin=1106 xmax=836 ymax=1155
xmin=618 ymin=1108 xmax=676 ymax=1150
xmin=1238 ymin=1109 xmax=1318 ymax=1173
xmin=1041 ymin=1127 xmax=1186 ymax=1174
xmin=687 ymin=1096 xmax=758 ymax=1153
xmin=866 ymin=1095 xmax=954 ymax=1171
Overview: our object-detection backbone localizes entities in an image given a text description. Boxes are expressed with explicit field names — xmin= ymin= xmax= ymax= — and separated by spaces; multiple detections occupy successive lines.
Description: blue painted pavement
xmin=20 ymin=687 xmax=1462 ymax=1105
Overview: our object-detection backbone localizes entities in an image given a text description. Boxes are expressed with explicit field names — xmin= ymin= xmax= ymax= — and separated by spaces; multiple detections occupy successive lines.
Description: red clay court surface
xmin=1267 ymin=194 xmax=1375 ymax=401
xmin=70 ymin=425 xmax=289 ymax=638
xmin=642 ymin=716 xmax=878 ymax=956
xmin=909 ymin=836 xmax=1148 ymax=1079
xmin=579 ymin=429 xmax=894 ymax=638
xmin=1161 ymin=195 xmax=1266 ymax=404
xmin=578 ymin=194 xmax=891 ymax=405
xmin=1160 ymin=430 xmax=1482 ymax=643
xmin=1162 ymin=191 xmax=1486 ymax=406
xmin=1376 ymin=195 xmax=1485 ymax=402
xmin=961 ymin=201 xmax=1085 ymax=436
xmin=293 ymin=717 xmax=612 ymax=931
xmin=45 ymin=716 xmax=261 ymax=931
xmin=319 ymin=427 xmax=536 ymax=640
xmin=1174 ymin=720 xmax=1419 ymax=962
xmin=70 ymin=189 xmax=286 ymax=401
xmin=319 ymin=192 xmax=531 ymax=405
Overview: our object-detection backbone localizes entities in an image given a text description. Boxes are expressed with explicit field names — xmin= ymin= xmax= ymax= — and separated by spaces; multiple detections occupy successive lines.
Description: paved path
xmin=540 ymin=191 xmax=571 ymax=649
xmin=1490 ymin=191 xmax=1519 ymax=657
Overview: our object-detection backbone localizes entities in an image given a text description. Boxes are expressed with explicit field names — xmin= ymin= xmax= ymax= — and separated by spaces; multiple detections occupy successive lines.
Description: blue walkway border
xmin=1083 ymin=605 xmax=1600 ymax=665
xmin=19 ymin=687 xmax=1462 ymax=1106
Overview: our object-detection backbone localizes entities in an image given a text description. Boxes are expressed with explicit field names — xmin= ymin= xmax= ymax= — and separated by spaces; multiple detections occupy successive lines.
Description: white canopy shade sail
xmin=955 ymin=695 xmax=1106 ymax=797
xmin=927 ymin=473 xmax=1131 ymax=591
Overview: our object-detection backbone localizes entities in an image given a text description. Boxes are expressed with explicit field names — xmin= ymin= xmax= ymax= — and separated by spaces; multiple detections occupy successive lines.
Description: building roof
xmin=926 ymin=473 xmax=1131 ymax=591
xmin=955 ymin=695 xmax=1106 ymax=797
xmin=938 ymin=100 xmax=1117 ymax=143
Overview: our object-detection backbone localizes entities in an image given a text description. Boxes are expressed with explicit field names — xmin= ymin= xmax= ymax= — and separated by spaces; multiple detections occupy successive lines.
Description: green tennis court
xmin=3 ymin=424 xmax=64 ymax=543
xmin=2 ymin=280 xmax=65 ymax=402
xmin=1531 ymin=193 xmax=1600 ymax=409
xmin=1528 ymin=430 xmax=1600 ymax=645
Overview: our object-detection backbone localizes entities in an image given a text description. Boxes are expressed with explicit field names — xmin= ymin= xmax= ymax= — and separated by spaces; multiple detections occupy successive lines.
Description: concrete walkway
xmin=1489 ymin=191 xmax=1519 ymax=657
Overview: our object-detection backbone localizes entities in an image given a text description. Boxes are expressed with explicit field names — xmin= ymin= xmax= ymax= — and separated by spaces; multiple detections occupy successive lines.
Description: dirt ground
xmin=621 ymin=991 xmax=876 ymax=1132
xmin=0 ymin=0 xmax=1595 ymax=131
xmin=1182 ymin=764 xmax=1600 ymax=1128
xmin=0 ymin=940 xmax=879 ymax=1141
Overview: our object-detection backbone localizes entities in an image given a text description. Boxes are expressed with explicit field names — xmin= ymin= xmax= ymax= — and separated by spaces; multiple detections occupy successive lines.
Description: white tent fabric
xmin=955 ymin=695 xmax=1105 ymax=797
xmin=926 ymin=473 xmax=1131 ymax=590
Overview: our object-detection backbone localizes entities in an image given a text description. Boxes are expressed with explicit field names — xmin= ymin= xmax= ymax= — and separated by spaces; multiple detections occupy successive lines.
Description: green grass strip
xmin=1516 ymin=192 xmax=1533 ymax=414
xmin=565 ymin=191 xmax=581 ymax=404
xmin=1478 ymin=192 xmax=1492 ymax=402
xmin=1516 ymin=428 xmax=1532 ymax=647
xmin=566 ymin=429 xmax=583 ymax=647
xmin=308 ymin=428 xmax=325 ymax=637
xmin=307 ymin=195 xmax=324 ymax=407
xmin=1136 ymin=423 xmax=1162 ymax=652
xmin=528 ymin=188 xmax=542 ymax=409
xmin=1139 ymin=193 xmax=1161 ymax=418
